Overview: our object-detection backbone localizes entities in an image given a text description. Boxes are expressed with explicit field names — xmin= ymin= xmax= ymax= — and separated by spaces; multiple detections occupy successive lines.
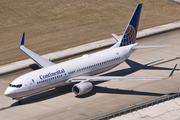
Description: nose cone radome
xmin=4 ymin=87 xmax=13 ymax=97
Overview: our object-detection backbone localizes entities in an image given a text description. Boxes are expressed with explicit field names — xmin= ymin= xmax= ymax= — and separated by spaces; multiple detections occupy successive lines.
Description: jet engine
xmin=72 ymin=82 xmax=93 ymax=95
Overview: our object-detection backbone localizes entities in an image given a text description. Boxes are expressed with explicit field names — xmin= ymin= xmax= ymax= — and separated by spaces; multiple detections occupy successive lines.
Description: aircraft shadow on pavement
xmin=11 ymin=85 xmax=73 ymax=107
xmin=102 ymin=59 xmax=180 ymax=76
xmin=11 ymin=59 xmax=179 ymax=106
xmin=29 ymin=64 xmax=41 ymax=70
xmin=75 ymin=85 xmax=173 ymax=98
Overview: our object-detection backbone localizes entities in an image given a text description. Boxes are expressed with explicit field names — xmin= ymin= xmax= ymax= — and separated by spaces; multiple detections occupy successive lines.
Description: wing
xmin=132 ymin=45 xmax=172 ymax=49
xmin=19 ymin=33 xmax=55 ymax=68
xmin=66 ymin=64 xmax=177 ymax=83
xmin=66 ymin=76 xmax=166 ymax=83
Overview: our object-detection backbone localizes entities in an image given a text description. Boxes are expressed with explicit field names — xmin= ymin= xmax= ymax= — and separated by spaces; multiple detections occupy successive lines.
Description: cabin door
xmin=28 ymin=78 xmax=35 ymax=90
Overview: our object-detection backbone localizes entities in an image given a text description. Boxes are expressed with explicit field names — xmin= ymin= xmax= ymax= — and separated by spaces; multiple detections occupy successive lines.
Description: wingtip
xmin=20 ymin=32 xmax=25 ymax=46
xmin=169 ymin=63 xmax=178 ymax=77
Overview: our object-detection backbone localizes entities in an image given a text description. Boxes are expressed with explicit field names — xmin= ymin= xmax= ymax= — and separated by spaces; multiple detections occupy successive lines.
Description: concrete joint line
xmin=173 ymin=101 xmax=180 ymax=106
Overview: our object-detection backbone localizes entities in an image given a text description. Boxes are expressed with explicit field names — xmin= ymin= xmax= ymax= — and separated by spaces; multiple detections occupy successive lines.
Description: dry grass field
xmin=0 ymin=0 xmax=180 ymax=65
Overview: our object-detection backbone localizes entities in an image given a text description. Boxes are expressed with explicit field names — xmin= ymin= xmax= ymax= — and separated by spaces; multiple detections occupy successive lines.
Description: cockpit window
xmin=12 ymin=85 xmax=16 ymax=87
xmin=9 ymin=84 xmax=22 ymax=88
xmin=17 ymin=84 xmax=22 ymax=88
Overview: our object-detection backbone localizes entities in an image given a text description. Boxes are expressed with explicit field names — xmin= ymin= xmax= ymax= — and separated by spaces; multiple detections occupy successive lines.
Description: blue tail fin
xmin=120 ymin=3 xmax=142 ymax=47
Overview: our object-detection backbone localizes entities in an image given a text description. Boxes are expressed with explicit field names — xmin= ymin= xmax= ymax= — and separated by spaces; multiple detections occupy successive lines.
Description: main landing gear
xmin=18 ymin=100 xmax=22 ymax=105
xmin=13 ymin=98 xmax=23 ymax=105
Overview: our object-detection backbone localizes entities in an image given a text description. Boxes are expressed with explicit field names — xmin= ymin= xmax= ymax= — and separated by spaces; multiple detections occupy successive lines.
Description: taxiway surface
xmin=0 ymin=30 xmax=180 ymax=120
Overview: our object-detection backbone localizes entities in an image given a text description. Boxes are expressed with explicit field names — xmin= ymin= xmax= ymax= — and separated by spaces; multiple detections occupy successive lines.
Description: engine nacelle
xmin=72 ymin=82 xmax=93 ymax=95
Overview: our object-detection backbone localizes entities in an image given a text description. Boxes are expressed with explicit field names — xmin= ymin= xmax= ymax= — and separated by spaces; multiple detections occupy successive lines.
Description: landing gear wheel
xmin=18 ymin=100 xmax=22 ymax=105
xmin=13 ymin=98 xmax=23 ymax=105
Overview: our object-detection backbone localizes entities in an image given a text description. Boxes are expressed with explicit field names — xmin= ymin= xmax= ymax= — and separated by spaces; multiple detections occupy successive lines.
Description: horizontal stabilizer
xmin=111 ymin=33 xmax=122 ymax=42
xmin=132 ymin=45 xmax=172 ymax=49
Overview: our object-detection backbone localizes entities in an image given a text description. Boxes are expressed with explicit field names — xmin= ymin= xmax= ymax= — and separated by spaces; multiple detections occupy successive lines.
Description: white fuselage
xmin=5 ymin=43 xmax=137 ymax=99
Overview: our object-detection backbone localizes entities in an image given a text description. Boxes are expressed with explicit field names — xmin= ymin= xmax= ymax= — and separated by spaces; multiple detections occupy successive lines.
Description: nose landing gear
xmin=13 ymin=98 xmax=23 ymax=105
xmin=18 ymin=100 xmax=22 ymax=105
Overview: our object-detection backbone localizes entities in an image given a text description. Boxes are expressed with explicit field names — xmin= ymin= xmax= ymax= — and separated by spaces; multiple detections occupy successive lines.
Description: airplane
xmin=4 ymin=3 xmax=177 ymax=104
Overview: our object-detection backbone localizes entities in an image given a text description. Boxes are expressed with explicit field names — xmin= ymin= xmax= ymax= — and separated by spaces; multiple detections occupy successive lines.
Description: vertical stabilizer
xmin=119 ymin=3 xmax=142 ymax=47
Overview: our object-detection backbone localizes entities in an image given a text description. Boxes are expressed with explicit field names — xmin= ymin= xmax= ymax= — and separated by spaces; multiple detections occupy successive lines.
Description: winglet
xmin=169 ymin=64 xmax=177 ymax=77
xmin=18 ymin=32 xmax=55 ymax=68
xmin=20 ymin=32 xmax=25 ymax=46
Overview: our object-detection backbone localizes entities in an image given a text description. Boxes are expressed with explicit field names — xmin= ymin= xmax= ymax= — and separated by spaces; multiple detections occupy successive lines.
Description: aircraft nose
xmin=4 ymin=88 xmax=13 ymax=97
